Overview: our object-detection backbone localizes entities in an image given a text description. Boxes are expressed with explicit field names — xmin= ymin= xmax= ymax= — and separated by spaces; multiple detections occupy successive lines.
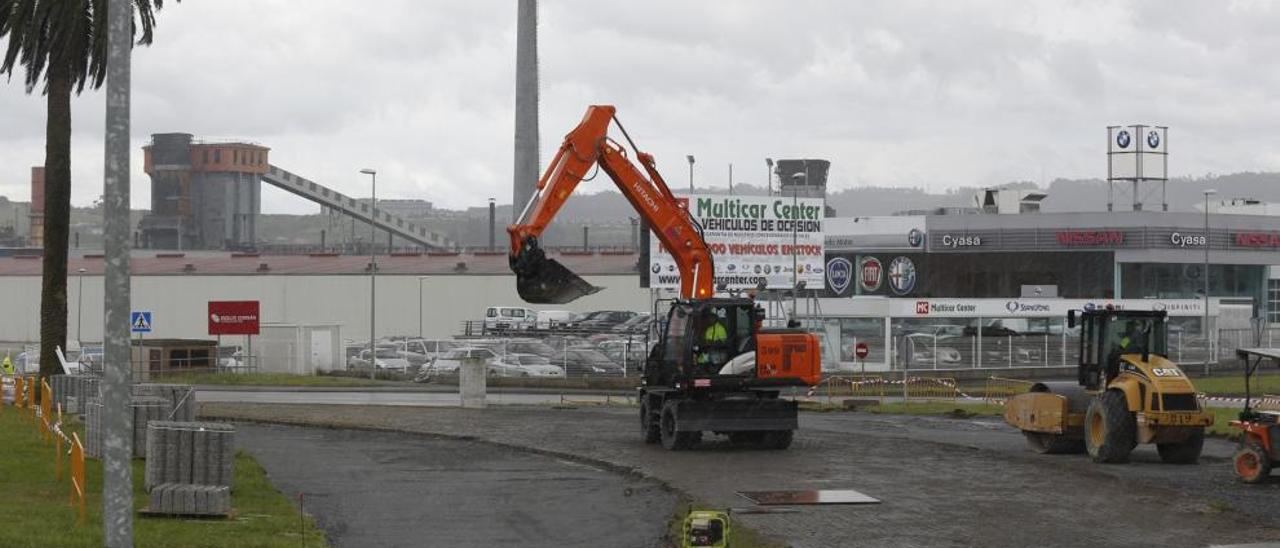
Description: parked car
xmin=503 ymin=339 xmax=561 ymax=360
xmin=576 ymin=311 xmax=638 ymax=331
xmin=564 ymin=346 xmax=624 ymax=376
xmin=490 ymin=353 xmax=565 ymax=378
xmin=381 ymin=340 xmax=431 ymax=367
xmin=610 ymin=313 xmax=652 ymax=334
xmin=900 ymin=333 xmax=964 ymax=367
xmin=596 ymin=338 xmax=648 ymax=368
xmin=483 ymin=306 xmax=537 ymax=331
xmin=536 ymin=310 xmax=579 ymax=329
xmin=426 ymin=347 xmax=500 ymax=376
xmin=350 ymin=348 xmax=411 ymax=373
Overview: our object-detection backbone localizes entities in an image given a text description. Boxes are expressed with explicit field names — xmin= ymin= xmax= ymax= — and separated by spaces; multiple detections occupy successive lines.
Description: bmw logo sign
xmin=727 ymin=264 xmax=736 ymax=272
xmin=907 ymin=228 xmax=924 ymax=248
xmin=650 ymin=263 xmax=661 ymax=274
xmin=887 ymin=256 xmax=917 ymax=295
xmin=1116 ymin=130 xmax=1131 ymax=149
xmin=1147 ymin=130 xmax=1160 ymax=149
xmin=826 ymin=257 xmax=853 ymax=294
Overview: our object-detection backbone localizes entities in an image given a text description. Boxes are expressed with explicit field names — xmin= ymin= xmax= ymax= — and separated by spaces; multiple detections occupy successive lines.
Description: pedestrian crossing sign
xmin=131 ymin=311 xmax=153 ymax=333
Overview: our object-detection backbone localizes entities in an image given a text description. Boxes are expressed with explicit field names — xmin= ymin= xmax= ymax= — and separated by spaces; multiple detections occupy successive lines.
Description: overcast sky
xmin=1 ymin=0 xmax=1278 ymax=213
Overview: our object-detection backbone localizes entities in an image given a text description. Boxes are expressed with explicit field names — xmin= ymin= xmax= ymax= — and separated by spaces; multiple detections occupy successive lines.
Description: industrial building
xmin=139 ymin=133 xmax=268 ymax=250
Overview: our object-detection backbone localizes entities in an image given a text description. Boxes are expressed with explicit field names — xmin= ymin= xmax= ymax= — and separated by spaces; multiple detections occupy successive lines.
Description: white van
xmin=484 ymin=306 xmax=537 ymax=331
xmin=536 ymin=310 xmax=578 ymax=329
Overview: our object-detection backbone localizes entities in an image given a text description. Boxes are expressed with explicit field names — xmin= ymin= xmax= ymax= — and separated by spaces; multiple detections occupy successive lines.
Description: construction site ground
xmin=205 ymin=402 xmax=1280 ymax=548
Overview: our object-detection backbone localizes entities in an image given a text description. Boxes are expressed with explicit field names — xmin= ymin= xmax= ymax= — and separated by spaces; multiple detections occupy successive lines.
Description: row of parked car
xmin=482 ymin=307 xmax=653 ymax=334
xmin=344 ymin=327 xmax=655 ymax=381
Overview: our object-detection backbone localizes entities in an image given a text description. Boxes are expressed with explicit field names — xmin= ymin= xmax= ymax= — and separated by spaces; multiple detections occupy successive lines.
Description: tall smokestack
xmin=513 ymin=0 xmax=539 ymax=222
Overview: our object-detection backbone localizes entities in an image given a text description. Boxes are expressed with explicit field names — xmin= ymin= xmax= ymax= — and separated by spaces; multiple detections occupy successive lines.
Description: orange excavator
xmin=509 ymin=105 xmax=821 ymax=450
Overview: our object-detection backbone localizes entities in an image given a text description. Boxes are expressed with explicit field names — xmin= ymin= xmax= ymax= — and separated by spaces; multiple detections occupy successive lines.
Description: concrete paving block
xmin=177 ymin=427 xmax=192 ymax=484
xmin=181 ymin=485 xmax=197 ymax=515
xmin=193 ymin=428 xmax=209 ymax=485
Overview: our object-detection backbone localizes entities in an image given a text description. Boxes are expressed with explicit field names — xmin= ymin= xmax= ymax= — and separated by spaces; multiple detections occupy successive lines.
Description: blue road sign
xmin=130 ymin=311 xmax=153 ymax=334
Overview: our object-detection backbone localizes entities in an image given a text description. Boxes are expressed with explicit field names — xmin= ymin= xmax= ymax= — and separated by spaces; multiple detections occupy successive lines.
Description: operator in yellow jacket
xmin=1 ymin=353 xmax=12 ymax=375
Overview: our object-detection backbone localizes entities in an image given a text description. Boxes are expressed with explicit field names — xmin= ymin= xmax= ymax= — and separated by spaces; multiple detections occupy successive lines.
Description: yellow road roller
xmin=1004 ymin=308 xmax=1214 ymax=464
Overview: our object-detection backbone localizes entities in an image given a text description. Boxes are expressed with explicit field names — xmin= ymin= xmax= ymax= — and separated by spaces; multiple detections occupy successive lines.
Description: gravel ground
xmin=237 ymin=424 xmax=674 ymax=548
xmin=203 ymin=402 xmax=1280 ymax=548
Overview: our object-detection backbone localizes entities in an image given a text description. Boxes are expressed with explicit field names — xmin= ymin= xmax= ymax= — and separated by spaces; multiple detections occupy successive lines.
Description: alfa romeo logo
xmin=907 ymin=228 xmax=923 ymax=247
xmin=1116 ymin=129 xmax=1131 ymax=149
xmin=1147 ymin=130 xmax=1160 ymax=149
xmin=887 ymin=256 xmax=917 ymax=295
xmin=826 ymin=257 xmax=853 ymax=294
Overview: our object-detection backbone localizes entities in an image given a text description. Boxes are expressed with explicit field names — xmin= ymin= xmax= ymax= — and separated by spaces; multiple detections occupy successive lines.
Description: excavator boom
xmin=508 ymin=105 xmax=714 ymax=304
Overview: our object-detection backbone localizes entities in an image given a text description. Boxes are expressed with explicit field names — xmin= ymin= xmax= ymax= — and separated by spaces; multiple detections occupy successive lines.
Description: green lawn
xmin=1189 ymin=373 xmax=1280 ymax=397
xmin=161 ymin=372 xmax=392 ymax=388
xmin=0 ymin=407 xmax=327 ymax=547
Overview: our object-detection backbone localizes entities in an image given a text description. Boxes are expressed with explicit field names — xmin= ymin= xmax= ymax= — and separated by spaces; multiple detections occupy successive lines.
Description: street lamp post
xmin=686 ymin=155 xmax=695 ymax=193
xmin=790 ymin=165 xmax=807 ymax=320
xmin=765 ymin=158 xmax=773 ymax=196
xmin=76 ymin=267 xmax=86 ymax=347
xmin=417 ymin=276 xmax=428 ymax=339
xmin=361 ymin=168 xmax=378 ymax=380
xmin=1203 ymin=188 xmax=1216 ymax=375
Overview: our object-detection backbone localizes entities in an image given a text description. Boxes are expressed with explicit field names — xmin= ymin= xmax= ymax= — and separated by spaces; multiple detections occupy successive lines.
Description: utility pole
xmin=1203 ymin=189 xmax=1216 ymax=375
xmin=102 ymin=0 xmax=135 ymax=543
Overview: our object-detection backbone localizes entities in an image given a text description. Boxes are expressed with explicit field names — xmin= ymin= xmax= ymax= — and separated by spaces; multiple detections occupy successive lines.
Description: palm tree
xmin=1 ymin=0 xmax=175 ymax=378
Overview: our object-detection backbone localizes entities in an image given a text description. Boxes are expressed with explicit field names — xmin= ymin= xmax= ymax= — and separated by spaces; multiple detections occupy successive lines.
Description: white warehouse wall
xmin=0 ymin=274 xmax=651 ymax=345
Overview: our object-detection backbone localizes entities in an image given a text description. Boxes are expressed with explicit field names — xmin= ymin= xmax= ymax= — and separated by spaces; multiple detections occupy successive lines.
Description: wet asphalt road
xmin=237 ymin=423 xmax=674 ymax=548
xmin=209 ymin=403 xmax=1280 ymax=548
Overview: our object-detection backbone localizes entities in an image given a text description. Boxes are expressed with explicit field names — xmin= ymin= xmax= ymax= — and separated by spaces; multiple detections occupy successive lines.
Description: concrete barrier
xmin=459 ymin=357 xmax=487 ymax=409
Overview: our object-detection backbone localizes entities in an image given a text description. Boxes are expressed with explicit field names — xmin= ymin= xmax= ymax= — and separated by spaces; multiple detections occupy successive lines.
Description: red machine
xmin=1231 ymin=348 xmax=1280 ymax=483
xmin=508 ymin=105 xmax=821 ymax=450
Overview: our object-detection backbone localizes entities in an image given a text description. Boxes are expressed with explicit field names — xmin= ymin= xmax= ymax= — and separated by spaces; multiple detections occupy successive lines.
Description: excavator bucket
xmin=510 ymin=237 xmax=602 ymax=304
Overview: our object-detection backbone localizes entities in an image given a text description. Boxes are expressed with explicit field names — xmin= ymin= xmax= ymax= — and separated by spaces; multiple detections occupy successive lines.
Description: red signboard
xmin=1056 ymin=230 xmax=1124 ymax=246
xmin=854 ymin=342 xmax=870 ymax=359
xmin=1235 ymin=232 xmax=1280 ymax=248
xmin=915 ymin=301 xmax=930 ymax=315
xmin=208 ymin=301 xmax=260 ymax=335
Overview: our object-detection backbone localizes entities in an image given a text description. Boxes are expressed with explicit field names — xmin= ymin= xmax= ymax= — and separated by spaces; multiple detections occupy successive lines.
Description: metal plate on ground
xmin=736 ymin=489 xmax=880 ymax=506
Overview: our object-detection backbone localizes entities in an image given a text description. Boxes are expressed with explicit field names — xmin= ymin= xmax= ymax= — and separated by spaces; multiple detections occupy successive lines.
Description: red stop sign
xmin=854 ymin=342 xmax=869 ymax=359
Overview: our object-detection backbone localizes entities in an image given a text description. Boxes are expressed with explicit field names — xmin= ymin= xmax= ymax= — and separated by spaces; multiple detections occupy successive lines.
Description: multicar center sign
xmin=897 ymin=298 xmax=1210 ymax=318
xmin=650 ymin=194 xmax=825 ymax=290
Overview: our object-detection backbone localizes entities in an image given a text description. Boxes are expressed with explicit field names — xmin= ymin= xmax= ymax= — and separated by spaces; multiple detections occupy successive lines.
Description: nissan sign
xmin=1169 ymin=232 xmax=1206 ymax=248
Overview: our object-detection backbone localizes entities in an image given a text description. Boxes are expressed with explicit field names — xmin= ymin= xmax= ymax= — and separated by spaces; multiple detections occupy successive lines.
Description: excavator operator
xmin=695 ymin=308 xmax=730 ymax=368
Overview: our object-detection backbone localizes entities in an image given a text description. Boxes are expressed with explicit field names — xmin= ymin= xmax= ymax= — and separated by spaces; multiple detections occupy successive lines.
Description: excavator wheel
xmin=640 ymin=400 xmax=660 ymax=444
xmin=1023 ymin=432 xmax=1086 ymax=455
xmin=1233 ymin=442 xmax=1272 ymax=484
xmin=1157 ymin=428 xmax=1205 ymax=464
xmin=660 ymin=401 xmax=701 ymax=451
xmin=1085 ymin=390 xmax=1136 ymax=464
xmin=759 ymin=430 xmax=794 ymax=450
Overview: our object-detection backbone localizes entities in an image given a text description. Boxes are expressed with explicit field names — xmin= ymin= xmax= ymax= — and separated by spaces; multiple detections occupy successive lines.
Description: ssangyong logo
xmin=826 ymin=257 xmax=853 ymax=294
xmin=1005 ymin=301 xmax=1051 ymax=313
xmin=887 ymin=256 xmax=917 ymax=295
xmin=915 ymin=301 xmax=930 ymax=315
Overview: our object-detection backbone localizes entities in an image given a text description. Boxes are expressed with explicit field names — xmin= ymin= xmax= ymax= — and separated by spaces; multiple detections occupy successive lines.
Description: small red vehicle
xmin=1230 ymin=349 xmax=1280 ymax=483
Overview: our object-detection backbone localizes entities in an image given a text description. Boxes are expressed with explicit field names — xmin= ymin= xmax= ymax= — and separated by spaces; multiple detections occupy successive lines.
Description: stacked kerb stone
xmin=145 ymin=421 xmax=235 ymax=516
xmin=130 ymin=396 xmax=170 ymax=458
xmin=83 ymin=399 xmax=104 ymax=458
xmin=132 ymin=384 xmax=197 ymax=422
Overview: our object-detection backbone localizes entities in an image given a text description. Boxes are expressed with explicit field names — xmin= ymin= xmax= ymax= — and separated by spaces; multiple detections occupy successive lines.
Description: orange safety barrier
xmin=817 ymin=375 xmax=886 ymax=403
xmin=13 ymin=376 xmax=25 ymax=408
xmin=69 ymin=432 xmax=86 ymax=526
xmin=26 ymin=377 xmax=35 ymax=421
xmin=984 ymin=376 xmax=1034 ymax=404
xmin=903 ymin=377 xmax=958 ymax=401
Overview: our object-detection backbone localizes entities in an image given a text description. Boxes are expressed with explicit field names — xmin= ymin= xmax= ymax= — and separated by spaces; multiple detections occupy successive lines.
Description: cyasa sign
xmin=209 ymin=301 xmax=260 ymax=335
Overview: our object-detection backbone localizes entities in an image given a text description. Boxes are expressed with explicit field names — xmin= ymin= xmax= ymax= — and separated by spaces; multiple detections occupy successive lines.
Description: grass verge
xmin=0 ymin=407 xmax=327 ymax=547
xmin=162 ymin=372 xmax=391 ymax=388
xmin=800 ymin=399 xmax=1005 ymax=418
xmin=1189 ymin=373 xmax=1280 ymax=397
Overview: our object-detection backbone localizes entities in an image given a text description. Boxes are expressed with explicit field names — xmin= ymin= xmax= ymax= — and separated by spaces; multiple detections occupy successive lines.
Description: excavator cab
xmin=646 ymin=299 xmax=758 ymax=386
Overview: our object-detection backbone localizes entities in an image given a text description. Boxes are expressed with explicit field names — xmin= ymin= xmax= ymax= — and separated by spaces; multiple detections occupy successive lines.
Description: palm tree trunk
xmin=38 ymin=64 xmax=73 ymax=379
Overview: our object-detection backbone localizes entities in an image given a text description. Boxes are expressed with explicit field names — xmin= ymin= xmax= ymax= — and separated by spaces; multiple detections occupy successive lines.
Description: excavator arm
xmin=509 ymin=105 xmax=715 ymax=304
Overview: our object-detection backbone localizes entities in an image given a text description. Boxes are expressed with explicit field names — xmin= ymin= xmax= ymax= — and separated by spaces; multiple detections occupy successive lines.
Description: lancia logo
xmin=826 ymin=257 xmax=853 ymax=294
